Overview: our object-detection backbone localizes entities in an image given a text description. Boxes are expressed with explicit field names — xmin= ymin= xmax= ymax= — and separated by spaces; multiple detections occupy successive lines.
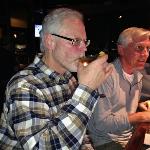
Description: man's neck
xmin=120 ymin=58 xmax=133 ymax=75
xmin=42 ymin=54 xmax=66 ymax=74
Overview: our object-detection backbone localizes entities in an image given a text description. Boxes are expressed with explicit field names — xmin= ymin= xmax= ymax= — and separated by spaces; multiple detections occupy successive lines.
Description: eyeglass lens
xmin=136 ymin=45 xmax=150 ymax=52
xmin=51 ymin=33 xmax=90 ymax=47
xmin=72 ymin=39 xmax=90 ymax=47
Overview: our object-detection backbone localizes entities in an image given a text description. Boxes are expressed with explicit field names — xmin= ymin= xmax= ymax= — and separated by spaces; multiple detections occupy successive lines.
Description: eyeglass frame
xmin=51 ymin=33 xmax=90 ymax=47
xmin=134 ymin=43 xmax=150 ymax=53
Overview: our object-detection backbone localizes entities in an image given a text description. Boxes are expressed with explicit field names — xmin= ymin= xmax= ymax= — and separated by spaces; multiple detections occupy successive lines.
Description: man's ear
xmin=117 ymin=44 xmax=124 ymax=56
xmin=44 ymin=33 xmax=55 ymax=49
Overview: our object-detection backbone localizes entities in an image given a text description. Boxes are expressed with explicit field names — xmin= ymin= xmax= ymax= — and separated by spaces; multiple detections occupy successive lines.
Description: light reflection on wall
xmin=10 ymin=17 xmax=27 ymax=28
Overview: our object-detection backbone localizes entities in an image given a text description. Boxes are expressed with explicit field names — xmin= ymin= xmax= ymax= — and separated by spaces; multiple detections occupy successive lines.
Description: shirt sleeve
xmin=92 ymin=100 xmax=131 ymax=134
xmin=6 ymin=82 xmax=99 ymax=149
xmin=88 ymin=74 xmax=131 ymax=135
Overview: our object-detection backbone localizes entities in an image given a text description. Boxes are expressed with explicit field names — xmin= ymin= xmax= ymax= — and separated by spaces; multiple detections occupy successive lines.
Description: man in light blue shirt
xmin=88 ymin=27 xmax=150 ymax=150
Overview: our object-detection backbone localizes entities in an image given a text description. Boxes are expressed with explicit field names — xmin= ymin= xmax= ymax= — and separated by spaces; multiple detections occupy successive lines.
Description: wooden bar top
xmin=125 ymin=122 xmax=150 ymax=150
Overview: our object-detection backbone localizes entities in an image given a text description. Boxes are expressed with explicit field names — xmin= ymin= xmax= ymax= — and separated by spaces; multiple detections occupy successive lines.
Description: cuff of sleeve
xmin=72 ymin=84 xmax=99 ymax=111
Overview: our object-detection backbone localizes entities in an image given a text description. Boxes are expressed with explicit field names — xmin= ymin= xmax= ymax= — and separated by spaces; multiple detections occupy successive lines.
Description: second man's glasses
xmin=135 ymin=44 xmax=150 ymax=53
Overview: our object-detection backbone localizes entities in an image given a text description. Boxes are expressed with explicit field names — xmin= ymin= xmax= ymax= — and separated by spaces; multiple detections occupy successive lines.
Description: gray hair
xmin=40 ymin=7 xmax=83 ymax=52
xmin=117 ymin=27 xmax=150 ymax=47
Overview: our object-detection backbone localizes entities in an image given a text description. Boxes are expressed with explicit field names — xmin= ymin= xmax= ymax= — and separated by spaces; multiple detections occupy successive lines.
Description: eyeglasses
xmin=134 ymin=44 xmax=150 ymax=53
xmin=51 ymin=33 xmax=90 ymax=47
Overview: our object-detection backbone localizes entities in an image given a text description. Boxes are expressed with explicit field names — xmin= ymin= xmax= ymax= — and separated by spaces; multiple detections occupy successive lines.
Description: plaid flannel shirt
xmin=0 ymin=54 xmax=99 ymax=150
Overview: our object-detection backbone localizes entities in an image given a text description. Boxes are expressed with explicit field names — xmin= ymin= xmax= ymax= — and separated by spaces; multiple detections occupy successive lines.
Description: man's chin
xmin=136 ymin=66 xmax=145 ymax=71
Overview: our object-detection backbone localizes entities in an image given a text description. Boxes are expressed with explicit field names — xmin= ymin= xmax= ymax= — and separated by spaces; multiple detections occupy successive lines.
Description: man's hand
xmin=139 ymin=100 xmax=150 ymax=111
xmin=77 ymin=54 xmax=113 ymax=90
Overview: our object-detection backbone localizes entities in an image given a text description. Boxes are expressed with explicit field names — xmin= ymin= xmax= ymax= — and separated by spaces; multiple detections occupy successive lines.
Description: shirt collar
xmin=33 ymin=53 xmax=74 ymax=84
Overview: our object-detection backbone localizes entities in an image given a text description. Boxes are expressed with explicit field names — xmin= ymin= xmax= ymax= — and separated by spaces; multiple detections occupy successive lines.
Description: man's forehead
xmin=132 ymin=34 xmax=150 ymax=43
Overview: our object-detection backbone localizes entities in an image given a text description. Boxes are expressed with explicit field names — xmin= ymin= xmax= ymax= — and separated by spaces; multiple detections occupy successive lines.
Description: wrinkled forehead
xmin=60 ymin=18 xmax=86 ymax=37
xmin=132 ymin=33 xmax=150 ymax=43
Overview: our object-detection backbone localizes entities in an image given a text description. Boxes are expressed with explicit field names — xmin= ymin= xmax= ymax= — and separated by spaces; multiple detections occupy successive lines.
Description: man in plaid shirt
xmin=0 ymin=7 xmax=112 ymax=149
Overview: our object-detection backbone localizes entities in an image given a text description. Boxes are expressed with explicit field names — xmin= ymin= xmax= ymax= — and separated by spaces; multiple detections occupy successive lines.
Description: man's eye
xmin=137 ymin=45 xmax=144 ymax=51
xmin=147 ymin=47 xmax=150 ymax=52
xmin=73 ymin=39 xmax=81 ymax=45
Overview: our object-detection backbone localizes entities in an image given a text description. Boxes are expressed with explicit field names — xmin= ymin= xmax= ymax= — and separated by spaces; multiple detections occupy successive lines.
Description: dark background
xmin=0 ymin=0 xmax=150 ymax=112
xmin=0 ymin=0 xmax=150 ymax=60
